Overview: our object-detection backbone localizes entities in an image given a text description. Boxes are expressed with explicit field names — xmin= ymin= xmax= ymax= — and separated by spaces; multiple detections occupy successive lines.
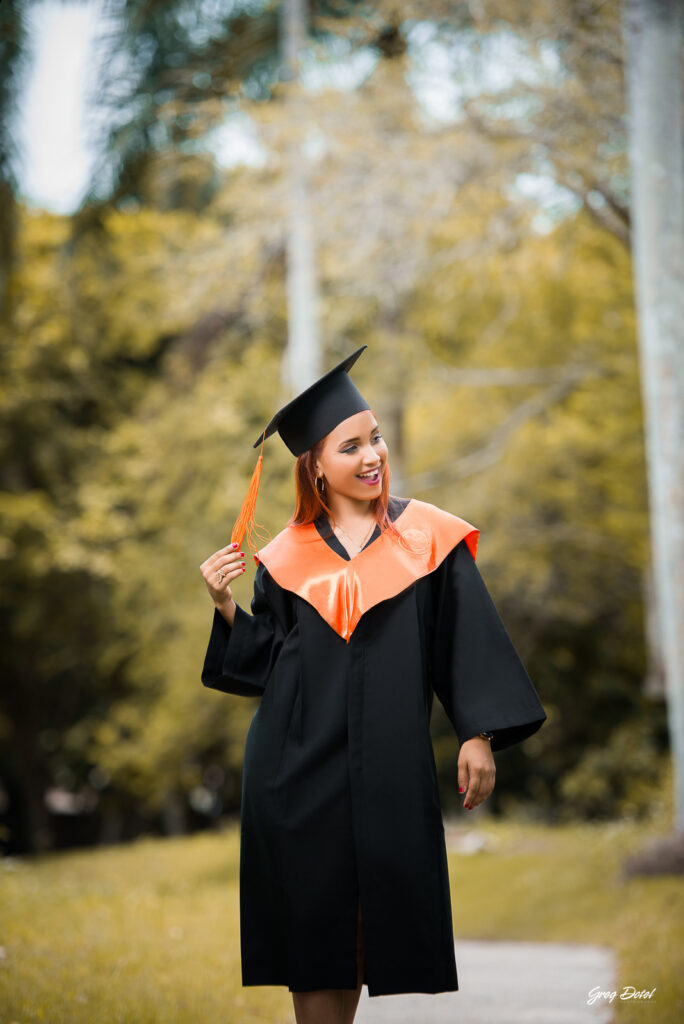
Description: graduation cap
xmin=232 ymin=345 xmax=371 ymax=553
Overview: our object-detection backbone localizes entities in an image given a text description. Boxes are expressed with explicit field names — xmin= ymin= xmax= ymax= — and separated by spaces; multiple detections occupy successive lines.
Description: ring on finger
xmin=216 ymin=569 xmax=226 ymax=583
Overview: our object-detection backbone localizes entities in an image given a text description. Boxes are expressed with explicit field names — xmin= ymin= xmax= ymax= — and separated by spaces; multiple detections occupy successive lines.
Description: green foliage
xmin=559 ymin=715 xmax=670 ymax=821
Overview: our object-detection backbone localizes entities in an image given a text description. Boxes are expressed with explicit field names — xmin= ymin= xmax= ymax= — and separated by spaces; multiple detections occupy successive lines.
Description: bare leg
xmin=292 ymin=988 xmax=344 ymax=1024
xmin=291 ymin=899 xmax=365 ymax=1024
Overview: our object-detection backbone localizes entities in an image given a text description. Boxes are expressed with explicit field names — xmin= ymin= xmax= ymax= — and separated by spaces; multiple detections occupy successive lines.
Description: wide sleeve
xmin=201 ymin=562 xmax=293 ymax=698
xmin=429 ymin=538 xmax=547 ymax=752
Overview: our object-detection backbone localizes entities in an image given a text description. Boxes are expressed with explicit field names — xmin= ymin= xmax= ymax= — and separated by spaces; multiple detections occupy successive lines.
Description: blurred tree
xmin=79 ymin=0 xmax=639 ymax=492
xmin=451 ymin=0 xmax=631 ymax=245
xmin=0 ymin=208 xmax=144 ymax=851
xmin=84 ymin=0 xmax=375 ymax=211
xmin=280 ymin=0 xmax=322 ymax=391
xmin=0 ymin=0 xmax=29 ymax=316
xmin=0 ymin=159 xmax=302 ymax=848
xmin=623 ymin=0 xmax=684 ymax=829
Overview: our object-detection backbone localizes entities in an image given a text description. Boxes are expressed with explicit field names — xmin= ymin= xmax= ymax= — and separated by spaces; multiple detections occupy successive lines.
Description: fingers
xmin=199 ymin=543 xmax=248 ymax=608
xmin=215 ymin=562 xmax=245 ymax=585
xmin=200 ymin=542 xmax=243 ymax=572
xmin=214 ymin=551 xmax=246 ymax=572
xmin=212 ymin=558 xmax=245 ymax=585
xmin=457 ymin=758 xmax=469 ymax=797
xmin=466 ymin=767 xmax=495 ymax=809
xmin=458 ymin=747 xmax=496 ymax=811
xmin=200 ymin=547 xmax=246 ymax=577
xmin=466 ymin=775 xmax=484 ymax=810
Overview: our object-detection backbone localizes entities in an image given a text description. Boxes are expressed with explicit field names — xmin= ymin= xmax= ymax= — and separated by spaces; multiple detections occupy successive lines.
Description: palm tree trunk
xmin=279 ymin=0 xmax=321 ymax=392
xmin=623 ymin=0 xmax=684 ymax=827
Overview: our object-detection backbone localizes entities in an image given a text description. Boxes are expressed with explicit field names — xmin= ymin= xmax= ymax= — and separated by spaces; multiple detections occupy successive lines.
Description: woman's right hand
xmin=200 ymin=543 xmax=246 ymax=620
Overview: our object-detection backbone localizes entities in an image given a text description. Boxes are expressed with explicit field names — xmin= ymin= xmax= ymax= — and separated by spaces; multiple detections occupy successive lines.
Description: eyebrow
xmin=337 ymin=423 xmax=380 ymax=447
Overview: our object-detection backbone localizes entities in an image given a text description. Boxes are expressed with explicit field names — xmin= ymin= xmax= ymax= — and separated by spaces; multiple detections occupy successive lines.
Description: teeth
xmin=358 ymin=469 xmax=380 ymax=478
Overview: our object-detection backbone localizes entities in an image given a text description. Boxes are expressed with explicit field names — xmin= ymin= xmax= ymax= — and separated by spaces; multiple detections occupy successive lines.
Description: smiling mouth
xmin=357 ymin=467 xmax=381 ymax=481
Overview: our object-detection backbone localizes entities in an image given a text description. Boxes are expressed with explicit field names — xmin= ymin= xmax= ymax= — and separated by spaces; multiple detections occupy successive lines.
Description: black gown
xmin=201 ymin=496 xmax=546 ymax=997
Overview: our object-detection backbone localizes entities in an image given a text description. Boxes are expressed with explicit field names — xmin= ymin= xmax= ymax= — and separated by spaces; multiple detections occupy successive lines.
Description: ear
xmin=313 ymin=445 xmax=326 ymax=478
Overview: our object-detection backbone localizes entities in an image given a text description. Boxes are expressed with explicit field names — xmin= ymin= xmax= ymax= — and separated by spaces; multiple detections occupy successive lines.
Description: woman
xmin=200 ymin=345 xmax=546 ymax=1024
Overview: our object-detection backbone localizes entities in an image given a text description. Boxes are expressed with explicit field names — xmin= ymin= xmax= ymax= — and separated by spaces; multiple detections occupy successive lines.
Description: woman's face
xmin=314 ymin=410 xmax=389 ymax=500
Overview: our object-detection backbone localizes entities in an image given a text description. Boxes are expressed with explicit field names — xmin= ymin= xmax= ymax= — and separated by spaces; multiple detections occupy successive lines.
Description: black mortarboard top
xmin=232 ymin=345 xmax=371 ymax=553
xmin=252 ymin=344 xmax=370 ymax=456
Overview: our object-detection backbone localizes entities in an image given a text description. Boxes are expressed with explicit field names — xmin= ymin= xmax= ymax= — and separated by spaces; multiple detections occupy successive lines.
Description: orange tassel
xmin=231 ymin=433 xmax=272 ymax=558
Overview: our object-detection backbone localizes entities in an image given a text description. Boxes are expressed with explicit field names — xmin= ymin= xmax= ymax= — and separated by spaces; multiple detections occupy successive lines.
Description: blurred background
xmin=3 ymin=2 xmax=684 ymax=1021
xmin=0 ymin=0 xmax=679 ymax=865
xmin=0 ymin=0 xmax=671 ymax=856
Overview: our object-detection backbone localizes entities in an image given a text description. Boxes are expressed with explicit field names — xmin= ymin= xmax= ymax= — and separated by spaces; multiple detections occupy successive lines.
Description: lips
xmin=357 ymin=467 xmax=381 ymax=484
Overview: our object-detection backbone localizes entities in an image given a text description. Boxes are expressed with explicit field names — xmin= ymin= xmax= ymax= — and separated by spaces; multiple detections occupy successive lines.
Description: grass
xmin=445 ymin=815 xmax=684 ymax=1023
xmin=1 ymin=807 xmax=682 ymax=1023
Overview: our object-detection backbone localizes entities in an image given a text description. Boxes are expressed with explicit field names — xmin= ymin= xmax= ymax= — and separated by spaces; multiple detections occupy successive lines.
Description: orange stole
xmin=253 ymin=499 xmax=480 ymax=643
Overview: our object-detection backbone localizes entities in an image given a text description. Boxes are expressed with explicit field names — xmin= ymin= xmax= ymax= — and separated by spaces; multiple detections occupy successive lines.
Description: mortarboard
xmin=252 ymin=344 xmax=370 ymax=455
xmin=232 ymin=344 xmax=371 ymax=553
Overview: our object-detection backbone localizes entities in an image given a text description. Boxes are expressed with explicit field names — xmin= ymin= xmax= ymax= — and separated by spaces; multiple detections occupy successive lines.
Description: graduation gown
xmin=201 ymin=496 xmax=546 ymax=997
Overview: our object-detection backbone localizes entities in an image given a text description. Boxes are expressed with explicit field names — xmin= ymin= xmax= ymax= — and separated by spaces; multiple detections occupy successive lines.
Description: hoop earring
xmin=315 ymin=475 xmax=326 ymax=500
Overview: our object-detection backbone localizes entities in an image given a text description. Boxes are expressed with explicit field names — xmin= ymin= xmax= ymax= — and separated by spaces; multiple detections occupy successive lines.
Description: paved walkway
xmin=355 ymin=939 xmax=617 ymax=1023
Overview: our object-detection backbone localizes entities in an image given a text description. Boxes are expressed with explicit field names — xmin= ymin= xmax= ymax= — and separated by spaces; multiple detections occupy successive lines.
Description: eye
xmin=342 ymin=433 xmax=382 ymax=454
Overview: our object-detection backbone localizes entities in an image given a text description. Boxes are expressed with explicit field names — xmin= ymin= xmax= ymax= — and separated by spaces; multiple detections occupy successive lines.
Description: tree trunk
xmin=623 ymin=0 xmax=684 ymax=827
xmin=12 ymin=714 xmax=56 ymax=853
xmin=279 ymin=0 xmax=321 ymax=393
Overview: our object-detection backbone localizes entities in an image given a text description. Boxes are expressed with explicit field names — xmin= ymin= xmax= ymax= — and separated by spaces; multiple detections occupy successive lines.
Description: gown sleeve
xmin=201 ymin=562 xmax=292 ymax=698
xmin=429 ymin=538 xmax=547 ymax=752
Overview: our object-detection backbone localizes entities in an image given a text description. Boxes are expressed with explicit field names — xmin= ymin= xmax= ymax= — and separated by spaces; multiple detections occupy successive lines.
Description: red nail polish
xmin=465 ymin=804 xmax=471 ymax=810
xmin=241 ymin=562 xmax=245 ymax=566
xmin=459 ymin=787 xmax=465 ymax=793
xmin=233 ymin=543 xmax=238 ymax=548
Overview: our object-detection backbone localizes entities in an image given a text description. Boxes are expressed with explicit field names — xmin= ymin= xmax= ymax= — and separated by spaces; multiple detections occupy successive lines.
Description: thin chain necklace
xmin=334 ymin=518 xmax=377 ymax=553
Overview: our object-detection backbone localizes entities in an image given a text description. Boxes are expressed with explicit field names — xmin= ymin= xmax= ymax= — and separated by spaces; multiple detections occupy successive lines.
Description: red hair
xmin=288 ymin=427 xmax=402 ymax=545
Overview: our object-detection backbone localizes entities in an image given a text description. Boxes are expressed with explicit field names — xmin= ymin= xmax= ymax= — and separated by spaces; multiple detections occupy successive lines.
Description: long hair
xmin=288 ymin=426 xmax=402 ymax=545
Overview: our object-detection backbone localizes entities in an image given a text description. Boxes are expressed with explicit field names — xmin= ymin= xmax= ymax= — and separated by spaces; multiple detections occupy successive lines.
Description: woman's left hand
xmin=458 ymin=736 xmax=496 ymax=811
